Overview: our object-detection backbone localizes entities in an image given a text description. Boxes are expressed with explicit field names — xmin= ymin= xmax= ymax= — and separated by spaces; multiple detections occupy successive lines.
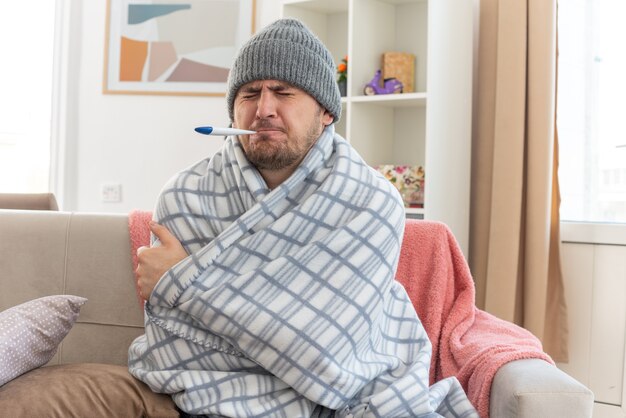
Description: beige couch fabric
xmin=0 ymin=193 xmax=59 ymax=210
xmin=0 ymin=363 xmax=178 ymax=417
xmin=0 ymin=210 xmax=144 ymax=366
xmin=0 ymin=209 xmax=593 ymax=417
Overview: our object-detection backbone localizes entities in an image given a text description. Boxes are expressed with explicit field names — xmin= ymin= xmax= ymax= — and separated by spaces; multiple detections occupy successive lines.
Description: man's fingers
xmin=149 ymin=222 xmax=178 ymax=246
xmin=136 ymin=222 xmax=187 ymax=302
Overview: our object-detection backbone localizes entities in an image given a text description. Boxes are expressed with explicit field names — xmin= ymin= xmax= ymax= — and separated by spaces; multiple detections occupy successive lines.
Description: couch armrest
xmin=490 ymin=359 xmax=594 ymax=418
xmin=0 ymin=193 xmax=58 ymax=210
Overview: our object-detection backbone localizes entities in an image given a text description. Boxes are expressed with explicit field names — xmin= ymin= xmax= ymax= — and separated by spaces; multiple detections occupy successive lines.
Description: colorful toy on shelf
xmin=363 ymin=70 xmax=403 ymax=95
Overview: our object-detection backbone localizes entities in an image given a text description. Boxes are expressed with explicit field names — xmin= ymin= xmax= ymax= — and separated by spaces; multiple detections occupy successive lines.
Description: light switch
xmin=101 ymin=183 xmax=122 ymax=202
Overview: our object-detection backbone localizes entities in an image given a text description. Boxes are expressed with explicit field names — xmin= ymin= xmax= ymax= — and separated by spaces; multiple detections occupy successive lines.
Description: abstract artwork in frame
xmin=104 ymin=0 xmax=255 ymax=96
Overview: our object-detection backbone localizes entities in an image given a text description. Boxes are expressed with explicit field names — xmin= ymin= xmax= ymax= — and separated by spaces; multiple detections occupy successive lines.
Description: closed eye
xmin=238 ymin=90 xmax=260 ymax=100
xmin=268 ymin=84 xmax=296 ymax=96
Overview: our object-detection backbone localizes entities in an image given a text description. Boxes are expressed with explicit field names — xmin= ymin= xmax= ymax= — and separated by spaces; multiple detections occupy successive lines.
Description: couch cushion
xmin=65 ymin=213 xmax=144 ymax=328
xmin=0 ymin=210 xmax=71 ymax=308
xmin=0 ymin=363 xmax=179 ymax=417
xmin=0 ymin=210 xmax=146 ymax=367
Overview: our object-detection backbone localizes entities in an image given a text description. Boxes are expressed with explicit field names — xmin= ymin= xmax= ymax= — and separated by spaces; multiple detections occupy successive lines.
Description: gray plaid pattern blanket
xmin=128 ymin=125 xmax=478 ymax=418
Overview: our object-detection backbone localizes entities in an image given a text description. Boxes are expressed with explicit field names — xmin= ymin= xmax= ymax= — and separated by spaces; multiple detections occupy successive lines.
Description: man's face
xmin=233 ymin=80 xmax=334 ymax=171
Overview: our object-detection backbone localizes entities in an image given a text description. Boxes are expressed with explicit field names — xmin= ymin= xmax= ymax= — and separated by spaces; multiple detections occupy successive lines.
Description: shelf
xmin=282 ymin=0 xmax=348 ymax=67
xmin=406 ymin=207 xmax=425 ymax=219
xmin=382 ymin=0 xmax=428 ymax=4
xmin=405 ymin=207 xmax=424 ymax=215
xmin=350 ymin=92 xmax=427 ymax=107
xmin=283 ymin=0 xmax=425 ymax=13
xmin=283 ymin=0 xmax=474 ymax=255
xmin=282 ymin=0 xmax=348 ymax=13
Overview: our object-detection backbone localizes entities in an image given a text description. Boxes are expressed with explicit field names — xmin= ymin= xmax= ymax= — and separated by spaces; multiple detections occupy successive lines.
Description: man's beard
xmin=244 ymin=113 xmax=323 ymax=171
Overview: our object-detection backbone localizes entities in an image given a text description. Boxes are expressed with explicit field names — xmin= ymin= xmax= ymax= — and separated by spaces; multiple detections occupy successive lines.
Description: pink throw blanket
xmin=128 ymin=210 xmax=153 ymax=309
xmin=128 ymin=212 xmax=552 ymax=417
xmin=395 ymin=220 xmax=553 ymax=417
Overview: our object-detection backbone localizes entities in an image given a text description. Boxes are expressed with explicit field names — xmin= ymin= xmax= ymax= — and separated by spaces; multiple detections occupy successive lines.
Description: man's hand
xmin=136 ymin=222 xmax=188 ymax=300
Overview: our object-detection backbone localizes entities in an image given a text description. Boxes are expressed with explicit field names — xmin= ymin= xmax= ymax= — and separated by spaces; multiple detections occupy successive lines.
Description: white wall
xmin=57 ymin=0 xmax=281 ymax=213
xmin=557 ymin=223 xmax=626 ymax=417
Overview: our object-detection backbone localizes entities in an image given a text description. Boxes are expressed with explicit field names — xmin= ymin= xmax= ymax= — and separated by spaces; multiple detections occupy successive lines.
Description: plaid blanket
xmin=128 ymin=126 xmax=478 ymax=417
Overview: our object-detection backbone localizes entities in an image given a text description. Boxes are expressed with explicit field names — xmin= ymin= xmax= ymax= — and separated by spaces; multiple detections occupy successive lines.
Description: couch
xmin=0 ymin=209 xmax=594 ymax=417
xmin=0 ymin=192 xmax=59 ymax=210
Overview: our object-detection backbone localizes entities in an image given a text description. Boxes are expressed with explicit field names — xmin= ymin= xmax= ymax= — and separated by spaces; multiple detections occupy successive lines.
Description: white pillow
xmin=0 ymin=295 xmax=87 ymax=386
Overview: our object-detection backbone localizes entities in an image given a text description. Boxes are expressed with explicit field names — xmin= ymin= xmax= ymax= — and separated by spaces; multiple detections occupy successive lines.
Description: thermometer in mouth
xmin=194 ymin=126 xmax=256 ymax=136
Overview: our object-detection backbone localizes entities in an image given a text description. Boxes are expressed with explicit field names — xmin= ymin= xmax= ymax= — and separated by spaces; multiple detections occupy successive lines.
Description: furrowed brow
xmin=267 ymin=81 xmax=298 ymax=93
xmin=239 ymin=85 xmax=262 ymax=94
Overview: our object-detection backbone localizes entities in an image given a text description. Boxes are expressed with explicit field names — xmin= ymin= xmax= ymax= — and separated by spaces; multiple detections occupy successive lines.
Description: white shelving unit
xmin=282 ymin=0 xmax=473 ymax=255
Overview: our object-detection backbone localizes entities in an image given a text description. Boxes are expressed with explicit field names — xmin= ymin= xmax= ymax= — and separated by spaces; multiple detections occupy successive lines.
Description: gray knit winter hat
xmin=226 ymin=18 xmax=341 ymax=123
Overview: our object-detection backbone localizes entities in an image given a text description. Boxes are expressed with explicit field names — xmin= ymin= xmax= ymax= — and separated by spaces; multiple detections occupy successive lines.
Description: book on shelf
xmin=382 ymin=52 xmax=416 ymax=93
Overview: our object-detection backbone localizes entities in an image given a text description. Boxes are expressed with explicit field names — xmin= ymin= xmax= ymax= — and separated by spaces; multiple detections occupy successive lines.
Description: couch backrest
xmin=0 ymin=210 xmax=144 ymax=366
xmin=0 ymin=193 xmax=59 ymax=210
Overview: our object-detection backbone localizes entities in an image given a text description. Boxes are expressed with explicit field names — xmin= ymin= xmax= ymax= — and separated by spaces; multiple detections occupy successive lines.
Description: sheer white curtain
xmin=0 ymin=2 xmax=56 ymax=193
xmin=557 ymin=0 xmax=626 ymax=224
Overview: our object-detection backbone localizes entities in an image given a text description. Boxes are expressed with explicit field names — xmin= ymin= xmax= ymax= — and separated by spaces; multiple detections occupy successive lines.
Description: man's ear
xmin=322 ymin=109 xmax=334 ymax=126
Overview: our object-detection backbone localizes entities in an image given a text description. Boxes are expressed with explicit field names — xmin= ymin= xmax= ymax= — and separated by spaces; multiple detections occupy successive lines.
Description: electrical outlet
xmin=101 ymin=183 xmax=122 ymax=203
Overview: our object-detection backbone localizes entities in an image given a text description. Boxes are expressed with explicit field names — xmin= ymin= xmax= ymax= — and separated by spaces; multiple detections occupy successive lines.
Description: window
xmin=557 ymin=0 xmax=626 ymax=224
xmin=0 ymin=2 xmax=56 ymax=193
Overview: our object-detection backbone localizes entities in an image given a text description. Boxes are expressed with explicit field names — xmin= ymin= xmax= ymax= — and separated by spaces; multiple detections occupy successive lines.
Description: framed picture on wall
xmin=103 ymin=0 xmax=256 ymax=96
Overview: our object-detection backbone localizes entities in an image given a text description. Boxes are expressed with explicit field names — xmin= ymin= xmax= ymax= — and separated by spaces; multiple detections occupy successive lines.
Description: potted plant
xmin=336 ymin=56 xmax=348 ymax=97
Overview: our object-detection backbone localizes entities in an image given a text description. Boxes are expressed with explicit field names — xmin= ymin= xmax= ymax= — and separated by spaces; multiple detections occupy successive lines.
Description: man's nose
xmin=255 ymin=90 xmax=277 ymax=119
